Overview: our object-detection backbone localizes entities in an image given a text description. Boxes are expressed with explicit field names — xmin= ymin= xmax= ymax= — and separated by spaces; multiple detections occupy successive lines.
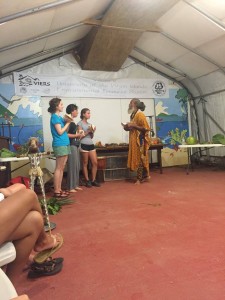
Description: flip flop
xmin=28 ymin=259 xmax=63 ymax=278
xmin=33 ymin=233 xmax=64 ymax=264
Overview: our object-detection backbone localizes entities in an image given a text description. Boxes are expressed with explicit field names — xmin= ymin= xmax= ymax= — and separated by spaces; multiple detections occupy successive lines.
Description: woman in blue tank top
xmin=48 ymin=97 xmax=72 ymax=198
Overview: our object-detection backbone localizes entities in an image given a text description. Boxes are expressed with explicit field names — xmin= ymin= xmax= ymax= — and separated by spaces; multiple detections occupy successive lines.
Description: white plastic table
xmin=0 ymin=153 xmax=54 ymax=179
xmin=0 ymin=153 xmax=53 ymax=162
xmin=178 ymin=144 xmax=225 ymax=174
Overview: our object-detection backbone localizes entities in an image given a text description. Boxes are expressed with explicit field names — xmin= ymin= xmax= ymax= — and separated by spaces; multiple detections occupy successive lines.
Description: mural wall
xmin=155 ymin=87 xmax=189 ymax=166
xmin=0 ymin=83 xmax=44 ymax=153
xmin=0 ymin=82 xmax=188 ymax=166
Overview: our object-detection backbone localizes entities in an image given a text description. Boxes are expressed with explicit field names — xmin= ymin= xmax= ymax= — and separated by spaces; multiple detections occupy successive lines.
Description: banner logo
xmin=18 ymin=74 xmax=50 ymax=87
xmin=152 ymin=80 xmax=166 ymax=96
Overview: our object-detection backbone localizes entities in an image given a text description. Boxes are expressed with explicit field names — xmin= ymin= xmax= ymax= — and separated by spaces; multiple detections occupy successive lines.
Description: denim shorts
xmin=53 ymin=145 xmax=71 ymax=157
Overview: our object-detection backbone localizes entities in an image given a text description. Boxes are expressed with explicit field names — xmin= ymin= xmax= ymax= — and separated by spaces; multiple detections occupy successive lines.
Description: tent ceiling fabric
xmin=0 ymin=0 xmax=225 ymax=97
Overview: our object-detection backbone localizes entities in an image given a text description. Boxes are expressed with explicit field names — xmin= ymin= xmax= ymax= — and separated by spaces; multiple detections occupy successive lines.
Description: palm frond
xmin=39 ymin=197 xmax=74 ymax=215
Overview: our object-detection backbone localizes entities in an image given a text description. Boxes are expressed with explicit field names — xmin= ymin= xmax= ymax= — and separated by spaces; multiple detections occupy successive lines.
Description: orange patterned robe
xmin=127 ymin=111 xmax=150 ymax=173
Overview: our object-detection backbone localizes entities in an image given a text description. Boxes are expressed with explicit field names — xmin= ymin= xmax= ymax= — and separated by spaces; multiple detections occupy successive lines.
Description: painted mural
xmin=155 ymin=87 xmax=189 ymax=166
xmin=0 ymin=82 xmax=189 ymax=165
xmin=0 ymin=83 xmax=44 ymax=153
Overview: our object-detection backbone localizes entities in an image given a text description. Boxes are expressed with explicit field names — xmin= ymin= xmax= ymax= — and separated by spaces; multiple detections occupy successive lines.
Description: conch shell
xmin=64 ymin=114 xmax=73 ymax=121
xmin=89 ymin=124 xmax=96 ymax=131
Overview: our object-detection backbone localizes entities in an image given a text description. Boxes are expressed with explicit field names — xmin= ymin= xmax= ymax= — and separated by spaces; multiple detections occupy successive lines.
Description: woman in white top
xmin=78 ymin=108 xmax=100 ymax=188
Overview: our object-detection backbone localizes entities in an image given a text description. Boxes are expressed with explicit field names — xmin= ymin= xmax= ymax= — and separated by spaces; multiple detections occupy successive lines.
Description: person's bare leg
xmin=89 ymin=150 xmax=98 ymax=181
xmin=6 ymin=218 xmax=58 ymax=282
xmin=141 ymin=166 xmax=151 ymax=183
xmin=81 ymin=152 xmax=89 ymax=181
xmin=135 ymin=163 xmax=143 ymax=185
xmin=59 ymin=155 xmax=68 ymax=191
xmin=0 ymin=189 xmax=58 ymax=249
xmin=0 ymin=183 xmax=26 ymax=197
xmin=0 ymin=189 xmax=43 ymax=243
xmin=54 ymin=157 xmax=62 ymax=193
xmin=54 ymin=155 xmax=68 ymax=193
xmin=0 ymin=189 xmax=60 ymax=284
xmin=7 ymin=215 xmax=60 ymax=285
xmin=6 ymin=211 xmax=43 ymax=283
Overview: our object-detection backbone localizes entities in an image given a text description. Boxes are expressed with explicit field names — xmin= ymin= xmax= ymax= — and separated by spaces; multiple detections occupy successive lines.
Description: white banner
xmin=13 ymin=72 xmax=169 ymax=98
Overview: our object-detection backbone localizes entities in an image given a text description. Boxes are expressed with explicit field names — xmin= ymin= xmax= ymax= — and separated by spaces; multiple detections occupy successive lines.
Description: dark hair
xmin=132 ymin=98 xmax=146 ymax=111
xmin=80 ymin=108 xmax=90 ymax=119
xmin=48 ymin=97 xmax=61 ymax=113
xmin=66 ymin=104 xmax=78 ymax=114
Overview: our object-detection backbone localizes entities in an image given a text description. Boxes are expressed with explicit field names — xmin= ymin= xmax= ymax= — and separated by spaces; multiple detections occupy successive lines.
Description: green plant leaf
xmin=39 ymin=197 xmax=75 ymax=215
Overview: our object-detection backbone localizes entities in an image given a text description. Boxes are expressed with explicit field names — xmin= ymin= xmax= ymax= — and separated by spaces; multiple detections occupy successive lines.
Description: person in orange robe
xmin=122 ymin=98 xmax=151 ymax=184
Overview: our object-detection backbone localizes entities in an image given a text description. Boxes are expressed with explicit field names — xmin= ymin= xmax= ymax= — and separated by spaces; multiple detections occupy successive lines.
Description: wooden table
xmin=96 ymin=143 xmax=164 ymax=174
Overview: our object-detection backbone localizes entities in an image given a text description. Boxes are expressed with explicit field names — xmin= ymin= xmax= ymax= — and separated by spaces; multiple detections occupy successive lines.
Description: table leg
xmin=157 ymin=148 xmax=163 ymax=174
xmin=186 ymin=148 xmax=191 ymax=175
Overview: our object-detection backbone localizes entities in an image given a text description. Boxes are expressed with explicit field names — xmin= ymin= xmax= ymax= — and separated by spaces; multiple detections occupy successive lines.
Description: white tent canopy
xmin=1 ymin=0 xmax=225 ymax=150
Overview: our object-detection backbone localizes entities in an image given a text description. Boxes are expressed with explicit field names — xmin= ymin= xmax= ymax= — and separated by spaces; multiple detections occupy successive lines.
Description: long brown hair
xmin=48 ymin=97 xmax=61 ymax=113
xmin=80 ymin=108 xmax=90 ymax=119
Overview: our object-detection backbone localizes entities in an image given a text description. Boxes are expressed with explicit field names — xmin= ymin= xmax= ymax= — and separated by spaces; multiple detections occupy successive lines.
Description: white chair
xmin=0 ymin=242 xmax=18 ymax=299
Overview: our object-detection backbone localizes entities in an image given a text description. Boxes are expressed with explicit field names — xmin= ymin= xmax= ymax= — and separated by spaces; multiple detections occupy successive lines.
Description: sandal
xmin=23 ymin=257 xmax=63 ymax=272
xmin=28 ymin=259 xmax=63 ymax=278
xmin=33 ymin=233 xmax=64 ymax=264
xmin=53 ymin=191 xmax=68 ymax=199
xmin=30 ymin=257 xmax=64 ymax=270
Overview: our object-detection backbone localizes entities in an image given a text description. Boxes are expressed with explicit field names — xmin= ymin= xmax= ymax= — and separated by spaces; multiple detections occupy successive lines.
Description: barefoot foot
xmin=134 ymin=180 xmax=141 ymax=185
xmin=75 ymin=187 xmax=83 ymax=191
xmin=141 ymin=176 xmax=151 ymax=183
xmin=34 ymin=233 xmax=61 ymax=252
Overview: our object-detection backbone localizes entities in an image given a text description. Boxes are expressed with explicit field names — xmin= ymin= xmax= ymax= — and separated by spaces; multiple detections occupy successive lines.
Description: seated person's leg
xmin=0 ymin=183 xmax=26 ymax=198
xmin=0 ymin=188 xmax=61 ymax=286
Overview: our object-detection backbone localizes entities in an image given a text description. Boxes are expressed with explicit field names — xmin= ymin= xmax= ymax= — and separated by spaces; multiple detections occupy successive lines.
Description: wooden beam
xmin=77 ymin=0 xmax=179 ymax=71
xmin=79 ymin=27 xmax=141 ymax=71
xmin=83 ymin=19 xmax=161 ymax=33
